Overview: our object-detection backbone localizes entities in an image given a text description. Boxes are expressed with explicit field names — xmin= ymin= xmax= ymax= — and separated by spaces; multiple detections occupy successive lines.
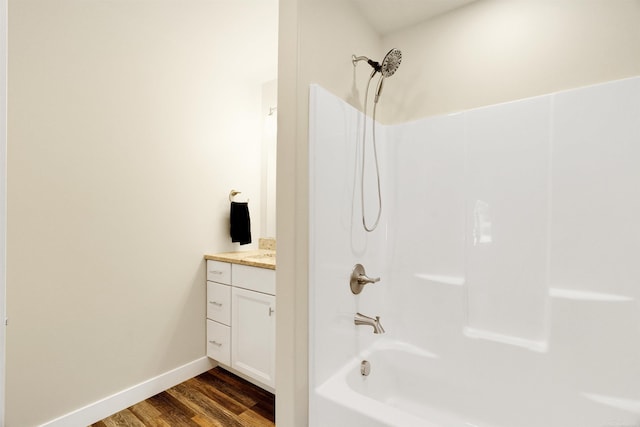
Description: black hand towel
xmin=230 ymin=201 xmax=252 ymax=245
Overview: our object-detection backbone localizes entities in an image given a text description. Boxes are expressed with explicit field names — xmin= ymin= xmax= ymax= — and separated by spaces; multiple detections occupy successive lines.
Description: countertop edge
xmin=204 ymin=250 xmax=276 ymax=270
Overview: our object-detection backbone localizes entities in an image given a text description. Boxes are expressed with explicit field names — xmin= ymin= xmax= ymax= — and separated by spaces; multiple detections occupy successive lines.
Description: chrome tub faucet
xmin=354 ymin=312 xmax=385 ymax=334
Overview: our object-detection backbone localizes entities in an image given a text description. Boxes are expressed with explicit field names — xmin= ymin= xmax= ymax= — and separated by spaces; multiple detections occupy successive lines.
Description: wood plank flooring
xmin=91 ymin=367 xmax=275 ymax=427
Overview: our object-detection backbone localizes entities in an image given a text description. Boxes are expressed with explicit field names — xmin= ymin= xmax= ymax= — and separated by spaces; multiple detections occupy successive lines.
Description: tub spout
xmin=354 ymin=312 xmax=385 ymax=334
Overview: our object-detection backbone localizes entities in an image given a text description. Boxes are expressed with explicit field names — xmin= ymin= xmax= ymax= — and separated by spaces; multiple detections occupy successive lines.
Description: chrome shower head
xmin=375 ymin=49 xmax=402 ymax=103
xmin=380 ymin=48 xmax=402 ymax=78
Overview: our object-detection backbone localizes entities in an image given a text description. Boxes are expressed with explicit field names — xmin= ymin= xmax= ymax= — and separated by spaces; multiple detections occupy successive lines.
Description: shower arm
xmin=352 ymin=55 xmax=381 ymax=75
xmin=352 ymin=55 xmax=392 ymax=99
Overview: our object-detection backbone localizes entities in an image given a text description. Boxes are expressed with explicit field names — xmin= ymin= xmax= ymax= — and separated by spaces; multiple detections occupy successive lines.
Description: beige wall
xmin=382 ymin=0 xmax=640 ymax=122
xmin=0 ymin=0 xmax=6 ymax=423
xmin=7 ymin=1 xmax=277 ymax=425
xmin=276 ymin=0 xmax=640 ymax=426
xmin=276 ymin=0 xmax=380 ymax=425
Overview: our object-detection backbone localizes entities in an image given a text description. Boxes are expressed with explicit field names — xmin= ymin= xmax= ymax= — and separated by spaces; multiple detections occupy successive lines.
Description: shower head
xmin=375 ymin=49 xmax=402 ymax=103
xmin=380 ymin=48 xmax=402 ymax=78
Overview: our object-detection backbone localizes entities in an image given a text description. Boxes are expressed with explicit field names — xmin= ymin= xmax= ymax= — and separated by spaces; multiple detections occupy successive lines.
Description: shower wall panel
xmin=548 ymin=76 xmax=640 ymax=401
xmin=308 ymin=85 xmax=390 ymax=388
xmin=386 ymin=114 xmax=466 ymax=351
xmin=464 ymin=95 xmax=552 ymax=350
xmin=551 ymin=77 xmax=640 ymax=299
xmin=309 ymin=76 xmax=640 ymax=426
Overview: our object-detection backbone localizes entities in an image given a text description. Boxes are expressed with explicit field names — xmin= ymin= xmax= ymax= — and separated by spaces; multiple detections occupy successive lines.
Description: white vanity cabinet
xmin=205 ymin=258 xmax=276 ymax=391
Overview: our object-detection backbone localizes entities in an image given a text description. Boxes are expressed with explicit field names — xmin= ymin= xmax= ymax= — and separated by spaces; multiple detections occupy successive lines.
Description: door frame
xmin=0 ymin=0 xmax=8 ymax=423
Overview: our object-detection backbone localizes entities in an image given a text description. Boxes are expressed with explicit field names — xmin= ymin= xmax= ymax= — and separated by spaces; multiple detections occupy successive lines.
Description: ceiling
xmin=351 ymin=0 xmax=477 ymax=35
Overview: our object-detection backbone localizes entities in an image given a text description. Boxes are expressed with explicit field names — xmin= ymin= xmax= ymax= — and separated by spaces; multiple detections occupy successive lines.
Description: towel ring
xmin=229 ymin=189 xmax=249 ymax=203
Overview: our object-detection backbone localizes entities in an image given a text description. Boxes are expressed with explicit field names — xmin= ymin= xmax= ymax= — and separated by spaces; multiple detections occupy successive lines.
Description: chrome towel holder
xmin=229 ymin=189 xmax=249 ymax=203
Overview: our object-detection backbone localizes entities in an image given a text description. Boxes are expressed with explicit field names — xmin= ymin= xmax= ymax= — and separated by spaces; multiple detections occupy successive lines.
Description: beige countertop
xmin=204 ymin=249 xmax=276 ymax=270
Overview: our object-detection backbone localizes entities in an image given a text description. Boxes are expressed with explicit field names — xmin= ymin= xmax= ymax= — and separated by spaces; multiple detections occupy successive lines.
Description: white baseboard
xmin=40 ymin=357 xmax=216 ymax=427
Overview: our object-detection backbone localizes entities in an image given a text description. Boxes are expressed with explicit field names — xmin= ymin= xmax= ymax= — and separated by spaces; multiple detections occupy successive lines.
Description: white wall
xmin=6 ymin=1 xmax=277 ymax=425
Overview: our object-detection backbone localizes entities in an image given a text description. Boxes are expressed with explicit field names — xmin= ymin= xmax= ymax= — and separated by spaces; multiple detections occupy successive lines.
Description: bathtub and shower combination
xmin=308 ymin=71 xmax=640 ymax=426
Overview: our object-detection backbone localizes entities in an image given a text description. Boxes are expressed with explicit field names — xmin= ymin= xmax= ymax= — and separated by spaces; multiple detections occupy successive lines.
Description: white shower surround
xmin=308 ymin=77 xmax=640 ymax=427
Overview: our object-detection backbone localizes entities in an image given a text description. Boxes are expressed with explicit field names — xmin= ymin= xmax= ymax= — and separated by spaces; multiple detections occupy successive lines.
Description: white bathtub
xmin=311 ymin=338 xmax=640 ymax=427
xmin=313 ymin=340 xmax=446 ymax=427
xmin=313 ymin=339 xmax=511 ymax=427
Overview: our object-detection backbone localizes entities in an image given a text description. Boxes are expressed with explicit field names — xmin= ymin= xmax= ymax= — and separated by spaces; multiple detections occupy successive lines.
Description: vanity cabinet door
xmin=231 ymin=287 xmax=276 ymax=388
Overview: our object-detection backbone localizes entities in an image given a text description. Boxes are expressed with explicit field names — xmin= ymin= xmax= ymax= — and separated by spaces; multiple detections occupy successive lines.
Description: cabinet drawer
xmin=207 ymin=260 xmax=231 ymax=284
xmin=232 ymin=264 xmax=276 ymax=295
xmin=207 ymin=320 xmax=231 ymax=365
xmin=207 ymin=282 xmax=231 ymax=325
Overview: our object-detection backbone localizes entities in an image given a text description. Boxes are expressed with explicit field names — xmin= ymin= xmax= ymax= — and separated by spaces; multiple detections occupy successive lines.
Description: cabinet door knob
xmin=209 ymin=301 xmax=223 ymax=306
xmin=269 ymin=307 xmax=275 ymax=316
xmin=208 ymin=340 xmax=222 ymax=347
xmin=209 ymin=270 xmax=223 ymax=275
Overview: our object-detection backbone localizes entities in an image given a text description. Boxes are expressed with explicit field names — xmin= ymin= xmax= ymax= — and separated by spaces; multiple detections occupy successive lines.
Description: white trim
xmin=39 ymin=357 xmax=215 ymax=427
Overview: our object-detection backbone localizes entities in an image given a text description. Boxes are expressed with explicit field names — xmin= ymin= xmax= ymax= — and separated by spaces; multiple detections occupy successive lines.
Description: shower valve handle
xmin=350 ymin=264 xmax=380 ymax=295
xmin=358 ymin=274 xmax=380 ymax=285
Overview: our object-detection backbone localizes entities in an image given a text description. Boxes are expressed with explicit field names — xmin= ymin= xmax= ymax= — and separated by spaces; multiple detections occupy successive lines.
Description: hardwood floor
xmin=91 ymin=367 xmax=275 ymax=427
